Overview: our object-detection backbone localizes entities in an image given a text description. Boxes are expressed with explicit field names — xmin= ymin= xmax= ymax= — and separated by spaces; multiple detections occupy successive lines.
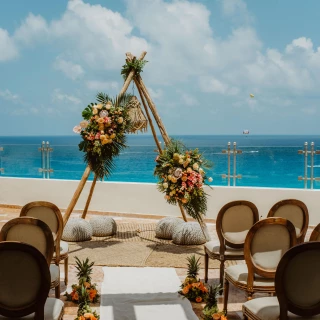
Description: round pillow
xmin=172 ymin=222 xmax=206 ymax=245
xmin=62 ymin=218 xmax=93 ymax=242
xmin=155 ymin=217 xmax=185 ymax=240
xmin=89 ymin=216 xmax=117 ymax=237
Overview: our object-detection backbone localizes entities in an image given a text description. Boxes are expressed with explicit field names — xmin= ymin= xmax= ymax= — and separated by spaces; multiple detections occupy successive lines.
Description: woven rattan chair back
xmin=216 ymin=200 xmax=259 ymax=249
xmin=267 ymin=199 xmax=308 ymax=243
xmin=275 ymin=242 xmax=320 ymax=318
xmin=310 ymin=223 xmax=320 ymax=241
xmin=244 ymin=217 xmax=297 ymax=285
xmin=0 ymin=217 xmax=54 ymax=265
xmin=20 ymin=201 xmax=63 ymax=260
xmin=0 ymin=241 xmax=50 ymax=319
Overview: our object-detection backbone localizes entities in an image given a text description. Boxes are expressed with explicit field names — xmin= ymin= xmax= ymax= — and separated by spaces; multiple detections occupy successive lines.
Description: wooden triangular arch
xmin=62 ymin=51 xmax=209 ymax=239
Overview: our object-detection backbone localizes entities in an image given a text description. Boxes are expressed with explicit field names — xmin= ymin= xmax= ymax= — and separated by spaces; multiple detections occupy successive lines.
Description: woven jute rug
xmin=67 ymin=223 xmax=238 ymax=268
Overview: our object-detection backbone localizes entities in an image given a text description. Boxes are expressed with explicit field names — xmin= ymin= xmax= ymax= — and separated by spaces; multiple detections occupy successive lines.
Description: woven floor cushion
xmin=172 ymin=222 xmax=206 ymax=245
xmin=62 ymin=217 xmax=93 ymax=242
xmin=89 ymin=216 xmax=117 ymax=237
xmin=155 ymin=217 xmax=185 ymax=240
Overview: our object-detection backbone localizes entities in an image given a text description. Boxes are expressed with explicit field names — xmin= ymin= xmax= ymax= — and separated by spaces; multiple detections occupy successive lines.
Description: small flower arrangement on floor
xmin=179 ymin=255 xmax=208 ymax=303
xmin=65 ymin=257 xmax=100 ymax=306
xmin=75 ymin=303 xmax=99 ymax=320
xmin=201 ymin=284 xmax=225 ymax=320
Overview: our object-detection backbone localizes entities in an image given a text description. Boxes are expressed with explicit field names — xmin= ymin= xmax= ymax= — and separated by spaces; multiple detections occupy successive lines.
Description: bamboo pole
xmin=134 ymin=79 xmax=162 ymax=153
xmin=134 ymin=78 xmax=188 ymax=222
xmin=135 ymin=75 xmax=170 ymax=145
xmin=63 ymin=166 xmax=91 ymax=227
xmin=63 ymin=51 xmax=147 ymax=226
xmin=81 ymin=174 xmax=98 ymax=219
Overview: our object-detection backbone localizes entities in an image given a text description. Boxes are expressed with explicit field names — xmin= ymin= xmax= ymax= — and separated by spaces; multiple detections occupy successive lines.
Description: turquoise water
xmin=0 ymin=135 xmax=320 ymax=189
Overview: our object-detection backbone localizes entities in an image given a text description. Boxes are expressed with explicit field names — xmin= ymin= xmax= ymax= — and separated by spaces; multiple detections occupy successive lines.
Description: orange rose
xmin=83 ymin=282 xmax=91 ymax=288
xmin=89 ymin=289 xmax=97 ymax=300
xmin=83 ymin=313 xmax=97 ymax=320
xmin=78 ymin=316 xmax=85 ymax=320
xmin=195 ymin=296 xmax=202 ymax=303
xmin=221 ymin=316 xmax=227 ymax=320
xmin=72 ymin=291 xmax=79 ymax=301
xmin=182 ymin=286 xmax=189 ymax=294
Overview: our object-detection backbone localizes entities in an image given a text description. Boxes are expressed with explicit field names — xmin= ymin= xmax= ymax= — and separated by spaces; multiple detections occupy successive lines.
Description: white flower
xmin=179 ymin=159 xmax=184 ymax=164
xmin=208 ymin=177 xmax=213 ymax=182
xmin=73 ymin=125 xmax=81 ymax=134
xmin=193 ymin=163 xmax=199 ymax=171
xmin=173 ymin=167 xmax=183 ymax=179
xmin=117 ymin=117 xmax=124 ymax=124
xmin=163 ymin=182 xmax=168 ymax=189
xmin=79 ymin=120 xmax=88 ymax=128
xmin=96 ymin=104 xmax=103 ymax=109
xmin=92 ymin=108 xmax=98 ymax=115
xmin=99 ymin=110 xmax=108 ymax=118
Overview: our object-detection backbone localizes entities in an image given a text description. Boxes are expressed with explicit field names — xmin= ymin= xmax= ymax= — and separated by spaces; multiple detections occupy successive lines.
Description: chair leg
xmin=64 ymin=256 xmax=68 ymax=285
xmin=247 ymin=291 xmax=253 ymax=301
xmin=55 ymin=284 xmax=60 ymax=298
xmin=223 ymin=278 xmax=229 ymax=314
xmin=204 ymin=252 xmax=209 ymax=283
xmin=219 ymin=259 xmax=225 ymax=289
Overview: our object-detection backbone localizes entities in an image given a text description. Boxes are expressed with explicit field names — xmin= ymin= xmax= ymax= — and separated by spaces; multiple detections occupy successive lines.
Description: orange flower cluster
xmin=69 ymin=286 xmax=98 ymax=302
xmin=78 ymin=313 xmax=98 ymax=320
xmin=180 ymin=281 xmax=208 ymax=303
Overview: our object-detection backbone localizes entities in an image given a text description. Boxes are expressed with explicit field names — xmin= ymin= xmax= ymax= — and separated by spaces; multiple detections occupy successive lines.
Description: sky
xmin=1 ymin=0 xmax=320 ymax=135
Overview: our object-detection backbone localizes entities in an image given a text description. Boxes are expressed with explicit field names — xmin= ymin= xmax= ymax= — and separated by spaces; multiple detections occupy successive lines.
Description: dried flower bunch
xmin=74 ymin=92 xmax=132 ymax=178
xmin=154 ymin=140 xmax=213 ymax=221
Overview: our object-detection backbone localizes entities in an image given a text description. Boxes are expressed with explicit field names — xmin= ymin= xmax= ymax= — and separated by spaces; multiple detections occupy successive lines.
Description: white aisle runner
xmin=101 ymin=267 xmax=198 ymax=320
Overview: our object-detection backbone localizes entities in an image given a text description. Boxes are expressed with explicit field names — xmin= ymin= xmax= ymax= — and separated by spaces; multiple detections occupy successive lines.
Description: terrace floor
xmin=0 ymin=205 xmax=314 ymax=320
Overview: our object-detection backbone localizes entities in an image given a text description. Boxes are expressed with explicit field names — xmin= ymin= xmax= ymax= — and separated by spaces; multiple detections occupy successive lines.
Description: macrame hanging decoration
xmin=127 ymin=95 xmax=148 ymax=133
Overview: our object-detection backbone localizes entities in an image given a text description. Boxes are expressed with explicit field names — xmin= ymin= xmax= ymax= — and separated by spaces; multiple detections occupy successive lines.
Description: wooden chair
xmin=310 ymin=223 xmax=320 ymax=241
xmin=223 ymin=217 xmax=297 ymax=313
xmin=0 ymin=241 xmax=64 ymax=319
xmin=267 ymin=199 xmax=308 ymax=243
xmin=204 ymin=200 xmax=259 ymax=287
xmin=0 ymin=217 xmax=61 ymax=298
xmin=242 ymin=242 xmax=320 ymax=319
xmin=20 ymin=201 xmax=69 ymax=285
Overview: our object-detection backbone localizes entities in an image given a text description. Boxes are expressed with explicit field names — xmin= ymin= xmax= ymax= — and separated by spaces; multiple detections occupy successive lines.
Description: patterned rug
xmin=67 ymin=223 xmax=238 ymax=268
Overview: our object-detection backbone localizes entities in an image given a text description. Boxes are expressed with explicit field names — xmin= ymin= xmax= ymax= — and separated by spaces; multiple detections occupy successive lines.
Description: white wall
xmin=1 ymin=177 xmax=320 ymax=225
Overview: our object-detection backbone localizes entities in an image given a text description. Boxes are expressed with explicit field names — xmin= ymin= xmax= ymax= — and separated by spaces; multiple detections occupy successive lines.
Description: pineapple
xmin=75 ymin=257 xmax=94 ymax=285
xmin=184 ymin=255 xmax=200 ymax=285
xmin=202 ymin=284 xmax=220 ymax=319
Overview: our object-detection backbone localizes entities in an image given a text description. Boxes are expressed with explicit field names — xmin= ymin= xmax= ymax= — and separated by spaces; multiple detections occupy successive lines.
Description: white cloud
xmin=52 ymin=89 xmax=81 ymax=105
xmin=0 ymin=29 xmax=18 ymax=61
xmin=147 ymin=88 xmax=163 ymax=101
xmin=221 ymin=0 xmax=253 ymax=24
xmin=86 ymin=80 xmax=119 ymax=91
xmin=0 ymin=89 xmax=19 ymax=102
xmin=199 ymin=76 xmax=239 ymax=95
xmin=14 ymin=13 xmax=49 ymax=45
xmin=54 ymin=57 xmax=85 ymax=80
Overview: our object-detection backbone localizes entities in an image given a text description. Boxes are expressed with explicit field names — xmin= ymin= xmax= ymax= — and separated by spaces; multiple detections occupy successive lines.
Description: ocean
xmin=0 ymin=135 xmax=320 ymax=189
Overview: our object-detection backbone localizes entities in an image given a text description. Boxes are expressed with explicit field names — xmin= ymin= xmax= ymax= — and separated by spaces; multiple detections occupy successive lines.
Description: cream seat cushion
xmin=53 ymin=240 xmax=69 ymax=258
xmin=205 ymin=241 xmax=244 ymax=256
xmin=243 ymin=296 xmax=320 ymax=320
xmin=50 ymin=264 xmax=60 ymax=284
xmin=225 ymin=264 xmax=274 ymax=287
xmin=0 ymin=297 xmax=64 ymax=319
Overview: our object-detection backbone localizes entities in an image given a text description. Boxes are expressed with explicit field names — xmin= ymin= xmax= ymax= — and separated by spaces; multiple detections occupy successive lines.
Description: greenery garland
xmin=121 ymin=59 xmax=148 ymax=80
xmin=74 ymin=92 xmax=132 ymax=179
xmin=154 ymin=140 xmax=213 ymax=221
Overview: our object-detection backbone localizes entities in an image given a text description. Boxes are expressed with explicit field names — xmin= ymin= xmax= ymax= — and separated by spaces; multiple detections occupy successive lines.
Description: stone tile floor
xmin=0 ymin=206 xmax=315 ymax=320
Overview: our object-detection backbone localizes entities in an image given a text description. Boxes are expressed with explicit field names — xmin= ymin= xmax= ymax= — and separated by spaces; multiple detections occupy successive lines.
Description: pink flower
xmin=104 ymin=117 xmax=110 ymax=123
xmin=95 ymin=133 xmax=101 ymax=139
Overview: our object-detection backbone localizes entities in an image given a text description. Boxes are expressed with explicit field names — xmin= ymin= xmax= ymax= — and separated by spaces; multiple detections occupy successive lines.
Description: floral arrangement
xmin=73 ymin=92 xmax=132 ymax=178
xmin=64 ymin=257 xmax=100 ymax=320
xmin=154 ymin=140 xmax=213 ymax=221
xmin=179 ymin=255 xmax=208 ymax=303
xmin=201 ymin=285 xmax=224 ymax=320
xmin=75 ymin=303 xmax=99 ymax=320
